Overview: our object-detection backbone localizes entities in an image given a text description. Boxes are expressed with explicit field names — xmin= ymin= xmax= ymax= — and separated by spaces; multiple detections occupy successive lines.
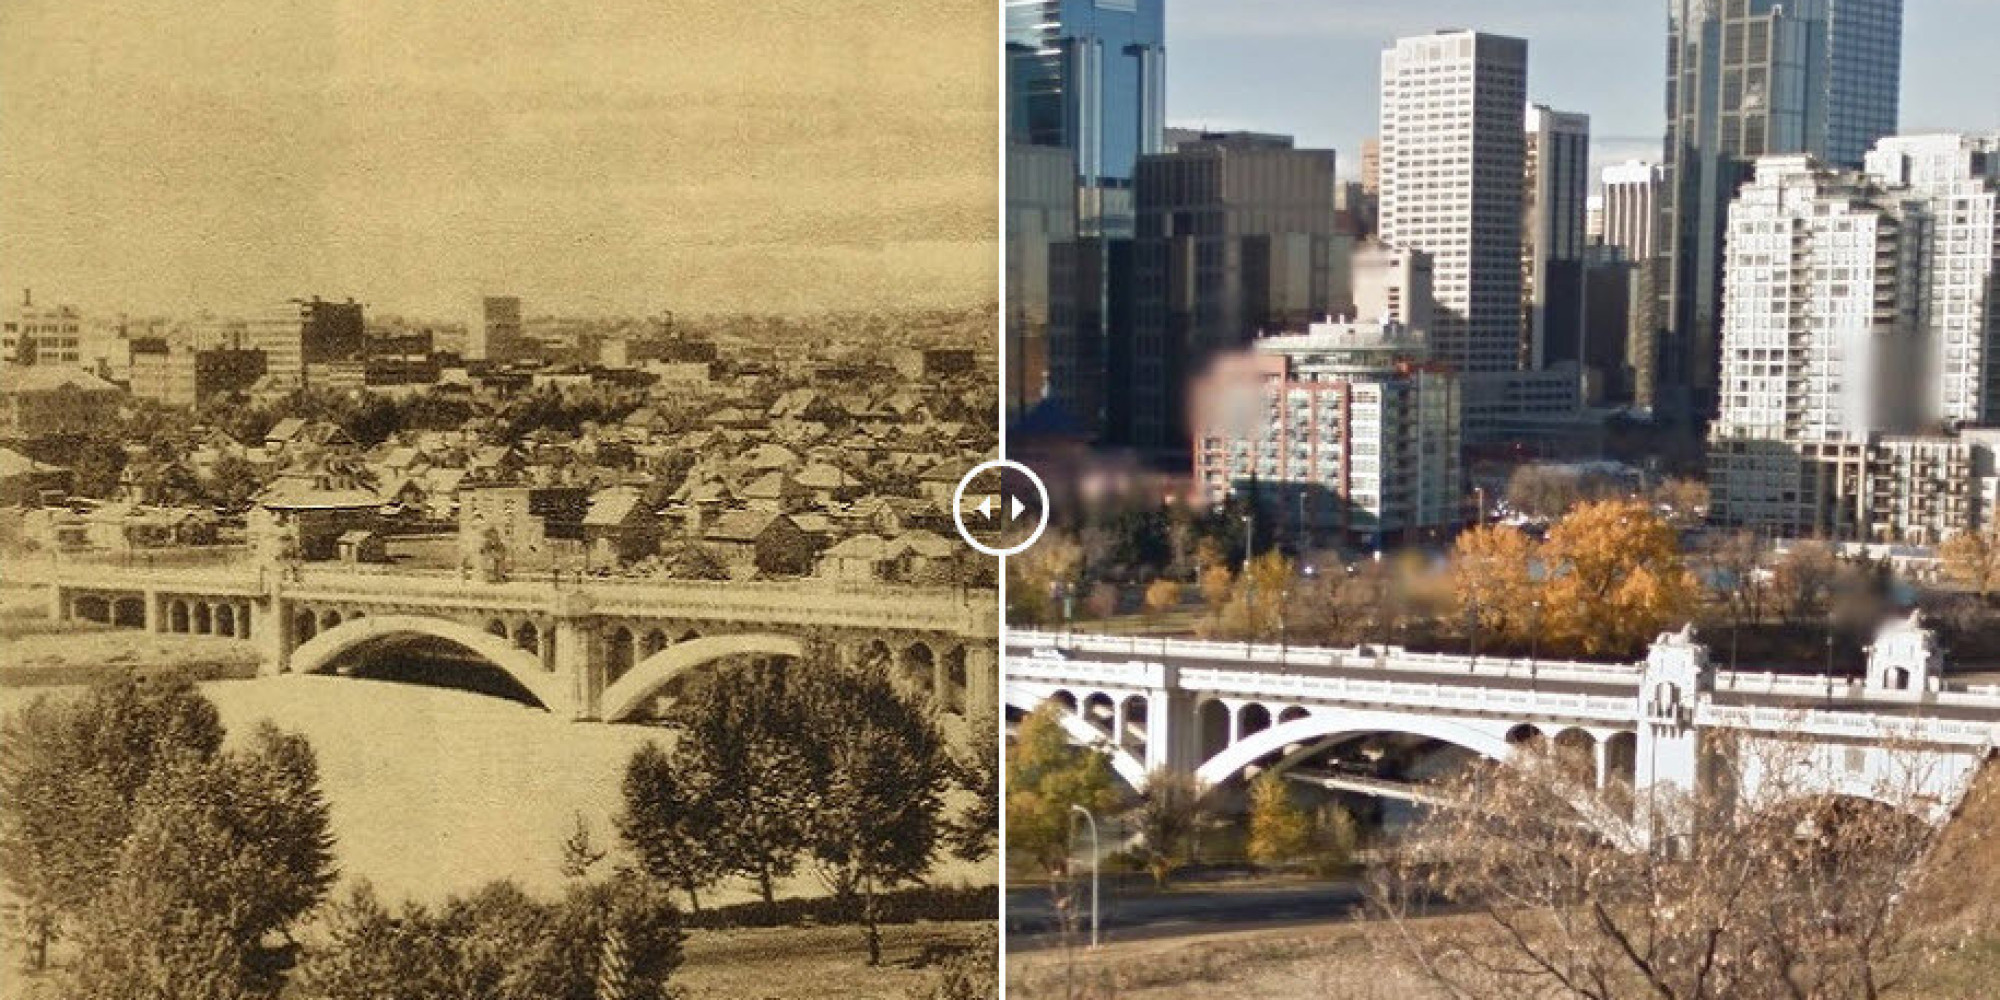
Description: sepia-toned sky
xmin=0 ymin=0 xmax=998 ymax=319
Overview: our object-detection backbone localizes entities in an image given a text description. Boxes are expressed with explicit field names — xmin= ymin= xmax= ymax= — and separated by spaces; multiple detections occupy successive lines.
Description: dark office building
xmin=300 ymin=297 xmax=365 ymax=366
xmin=1121 ymin=133 xmax=1344 ymax=455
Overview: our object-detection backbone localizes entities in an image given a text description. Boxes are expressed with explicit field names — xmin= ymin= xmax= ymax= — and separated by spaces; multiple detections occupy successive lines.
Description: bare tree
xmin=1370 ymin=736 xmax=1958 ymax=1000
xmin=1771 ymin=540 xmax=1839 ymax=625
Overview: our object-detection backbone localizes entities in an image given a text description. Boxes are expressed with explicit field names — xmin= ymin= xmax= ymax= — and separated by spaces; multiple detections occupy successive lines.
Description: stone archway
xmin=288 ymin=614 xmax=568 ymax=713
xmin=598 ymin=633 xmax=809 ymax=722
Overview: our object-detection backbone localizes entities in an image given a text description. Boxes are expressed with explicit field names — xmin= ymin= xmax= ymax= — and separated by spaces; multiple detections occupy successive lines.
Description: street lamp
xmin=1068 ymin=804 xmax=1100 ymax=949
xmin=1242 ymin=511 xmax=1256 ymax=649
xmin=1373 ymin=549 xmax=1387 ymax=652
xmin=1823 ymin=611 xmax=1837 ymax=702
xmin=1528 ymin=599 xmax=1543 ymax=688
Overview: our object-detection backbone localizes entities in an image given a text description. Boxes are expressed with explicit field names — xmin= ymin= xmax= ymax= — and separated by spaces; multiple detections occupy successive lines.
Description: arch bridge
xmin=29 ymin=562 xmax=997 ymax=723
xmin=1008 ymin=614 xmax=2000 ymax=844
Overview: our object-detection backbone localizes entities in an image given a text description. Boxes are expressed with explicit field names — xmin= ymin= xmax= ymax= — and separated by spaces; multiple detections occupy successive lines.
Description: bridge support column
xmin=46 ymin=585 xmax=67 ymax=624
xmin=965 ymin=645 xmax=997 ymax=719
xmin=258 ymin=591 xmax=291 ymax=675
xmin=1594 ymin=737 xmax=1610 ymax=791
xmin=551 ymin=592 xmax=599 ymax=721
xmin=1144 ymin=688 xmax=1200 ymax=777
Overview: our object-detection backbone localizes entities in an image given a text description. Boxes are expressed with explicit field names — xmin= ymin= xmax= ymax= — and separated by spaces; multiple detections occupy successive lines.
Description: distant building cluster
xmin=0 ymin=292 xmax=998 ymax=579
xmin=1009 ymin=0 xmax=2000 ymax=549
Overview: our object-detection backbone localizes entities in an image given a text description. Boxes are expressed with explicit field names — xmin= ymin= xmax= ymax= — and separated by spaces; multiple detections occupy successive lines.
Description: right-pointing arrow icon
xmin=1009 ymin=495 xmax=1025 ymax=521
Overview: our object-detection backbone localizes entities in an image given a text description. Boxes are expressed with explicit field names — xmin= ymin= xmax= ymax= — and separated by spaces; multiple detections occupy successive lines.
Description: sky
xmin=0 ymin=0 xmax=997 ymax=319
xmin=1163 ymin=0 xmax=2000 ymax=179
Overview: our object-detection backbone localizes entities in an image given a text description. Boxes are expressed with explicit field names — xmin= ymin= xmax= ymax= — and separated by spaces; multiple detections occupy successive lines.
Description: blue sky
xmin=1163 ymin=0 xmax=2000 ymax=178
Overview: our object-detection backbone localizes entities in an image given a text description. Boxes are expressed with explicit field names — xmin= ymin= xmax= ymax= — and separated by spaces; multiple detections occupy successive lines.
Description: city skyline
xmin=1164 ymin=0 xmax=2000 ymax=176
xmin=0 ymin=0 xmax=997 ymax=318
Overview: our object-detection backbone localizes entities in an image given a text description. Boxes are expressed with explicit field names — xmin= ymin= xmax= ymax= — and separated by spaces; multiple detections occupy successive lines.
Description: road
xmin=1005 ymin=878 xmax=1371 ymax=949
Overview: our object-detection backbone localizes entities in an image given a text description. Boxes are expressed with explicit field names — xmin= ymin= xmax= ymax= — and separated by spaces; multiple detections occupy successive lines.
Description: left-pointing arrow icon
xmin=974 ymin=496 xmax=995 ymax=520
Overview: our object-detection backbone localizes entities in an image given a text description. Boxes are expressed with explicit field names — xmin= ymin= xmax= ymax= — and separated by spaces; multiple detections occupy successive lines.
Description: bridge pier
xmin=966 ymin=644 xmax=997 ymax=720
xmin=552 ymin=594 xmax=600 ymax=721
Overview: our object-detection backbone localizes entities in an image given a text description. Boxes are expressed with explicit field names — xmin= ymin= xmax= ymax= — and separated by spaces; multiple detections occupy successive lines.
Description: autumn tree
xmin=1142 ymin=578 xmax=1181 ymax=620
xmin=1941 ymin=527 xmax=2000 ymax=602
xmin=1538 ymin=499 xmax=1698 ymax=657
xmin=1245 ymin=773 xmax=1312 ymax=866
xmin=1008 ymin=532 xmax=1083 ymax=625
xmin=1083 ymin=582 xmax=1119 ymax=621
xmin=1005 ymin=705 xmax=1119 ymax=870
xmin=1208 ymin=550 xmax=1296 ymax=640
xmin=1131 ymin=769 xmax=1206 ymax=886
xmin=1307 ymin=803 xmax=1360 ymax=875
xmin=1449 ymin=523 xmax=1538 ymax=652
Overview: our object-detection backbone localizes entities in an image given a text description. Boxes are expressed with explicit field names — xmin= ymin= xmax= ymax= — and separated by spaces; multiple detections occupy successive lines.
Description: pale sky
xmin=1163 ymin=0 xmax=2000 ymax=178
xmin=0 ymin=0 xmax=998 ymax=319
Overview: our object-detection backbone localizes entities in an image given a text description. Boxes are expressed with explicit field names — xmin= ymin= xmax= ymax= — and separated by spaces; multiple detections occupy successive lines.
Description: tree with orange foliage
xmin=1941 ymin=526 xmax=2000 ymax=602
xmin=1448 ymin=523 xmax=1537 ymax=651
xmin=1538 ymin=499 xmax=1698 ymax=657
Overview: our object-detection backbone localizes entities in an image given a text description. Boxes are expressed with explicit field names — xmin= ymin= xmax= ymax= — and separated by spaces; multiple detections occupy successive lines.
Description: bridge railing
xmin=1714 ymin=671 xmax=2000 ymax=714
xmin=1007 ymin=652 xmax=1641 ymax=727
xmin=1006 ymin=630 xmax=1645 ymax=689
xmin=1174 ymin=665 xmax=1642 ymax=725
xmin=1700 ymin=703 xmax=2000 ymax=747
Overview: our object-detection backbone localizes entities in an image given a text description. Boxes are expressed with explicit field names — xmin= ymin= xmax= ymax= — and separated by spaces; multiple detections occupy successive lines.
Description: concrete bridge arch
xmin=1003 ymin=683 xmax=1149 ymax=790
xmin=287 ymin=614 xmax=569 ymax=714
xmin=598 ymin=633 xmax=807 ymax=723
xmin=1194 ymin=706 xmax=1520 ymax=790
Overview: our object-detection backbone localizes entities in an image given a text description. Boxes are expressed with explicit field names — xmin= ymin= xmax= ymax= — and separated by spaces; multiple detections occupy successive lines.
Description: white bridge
xmin=1006 ymin=615 xmax=2000 ymax=838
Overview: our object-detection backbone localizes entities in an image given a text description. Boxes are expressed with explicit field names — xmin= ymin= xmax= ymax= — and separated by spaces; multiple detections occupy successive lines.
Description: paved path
xmin=1005 ymin=879 xmax=1371 ymax=950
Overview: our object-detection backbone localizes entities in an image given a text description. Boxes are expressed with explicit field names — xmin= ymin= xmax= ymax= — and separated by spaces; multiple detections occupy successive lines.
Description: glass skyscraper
xmin=1656 ymin=0 xmax=1903 ymax=423
xmin=1005 ymin=0 xmax=1166 ymax=237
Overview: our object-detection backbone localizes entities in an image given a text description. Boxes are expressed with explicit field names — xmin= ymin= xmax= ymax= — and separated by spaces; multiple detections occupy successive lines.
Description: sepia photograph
xmin=0 ymin=2 xmax=1000 ymax=998
xmin=1000 ymin=1 xmax=2000 ymax=998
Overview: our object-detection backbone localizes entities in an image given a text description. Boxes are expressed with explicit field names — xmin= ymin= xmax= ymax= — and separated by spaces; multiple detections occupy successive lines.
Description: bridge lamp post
xmin=1528 ymin=600 xmax=1542 ymax=688
xmin=1068 ymin=804 xmax=1100 ymax=949
xmin=1373 ymin=549 xmax=1388 ymax=653
xmin=1823 ymin=611 xmax=1837 ymax=702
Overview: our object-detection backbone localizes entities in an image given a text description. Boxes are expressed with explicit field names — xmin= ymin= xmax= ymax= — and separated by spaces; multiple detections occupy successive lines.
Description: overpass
xmin=22 ymin=559 xmax=997 ymax=722
xmin=1006 ymin=615 xmax=2000 ymax=841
